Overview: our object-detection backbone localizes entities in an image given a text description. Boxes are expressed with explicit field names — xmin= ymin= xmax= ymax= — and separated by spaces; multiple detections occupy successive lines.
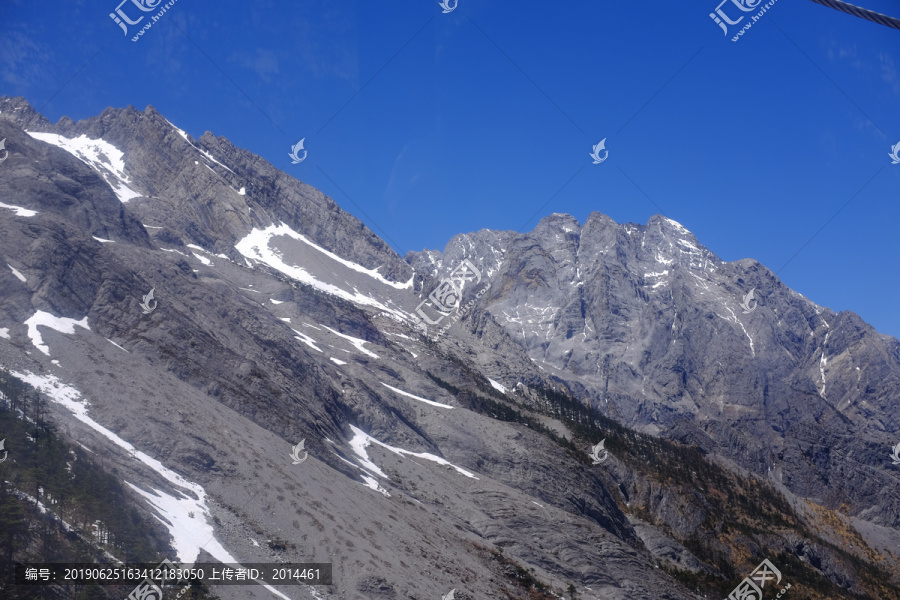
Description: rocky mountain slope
xmin=2 ymin=95 xmax=900 ymax=599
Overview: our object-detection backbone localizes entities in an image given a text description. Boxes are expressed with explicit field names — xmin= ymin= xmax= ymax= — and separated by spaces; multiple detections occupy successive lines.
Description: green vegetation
xmin=0 ymin=369 xmax=220 ymax=599
xmin=429 ymin=359 xmax=900 ymax=600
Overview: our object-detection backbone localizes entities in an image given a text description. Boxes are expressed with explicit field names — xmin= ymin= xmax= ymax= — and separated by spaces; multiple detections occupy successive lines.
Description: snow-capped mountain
xmin=2 ymin=96 xmax=900 ymax=599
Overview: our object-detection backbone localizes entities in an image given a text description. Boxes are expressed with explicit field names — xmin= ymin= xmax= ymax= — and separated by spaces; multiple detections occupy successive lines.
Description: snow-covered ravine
xmin=26 ymin=132 xmax=141 ymax=203
xmin=234 ymin=224 xmax=414 ymax=322
xmin=239 ymin=223 xmax=412 ymax=290
xmin=380 ymin=382 xmax=452 ymax=409
xmin=9 ymin=370 xmax=292 ymax=600
xmin=348 ymin=425 xmax=477 ymax=480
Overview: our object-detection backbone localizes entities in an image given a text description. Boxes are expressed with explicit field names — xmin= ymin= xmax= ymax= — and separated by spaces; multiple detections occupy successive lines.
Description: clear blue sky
xmin=2 ymin=0 xmax=899 ymax=337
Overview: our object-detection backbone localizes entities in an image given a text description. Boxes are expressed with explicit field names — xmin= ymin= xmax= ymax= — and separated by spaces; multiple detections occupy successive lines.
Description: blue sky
xmin=2 ymin=0 xmax=899 ymax=337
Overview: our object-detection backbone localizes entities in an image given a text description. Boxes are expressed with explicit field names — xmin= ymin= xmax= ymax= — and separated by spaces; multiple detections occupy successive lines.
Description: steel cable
xmin=808 ymin=0 xmax=900 ymax=30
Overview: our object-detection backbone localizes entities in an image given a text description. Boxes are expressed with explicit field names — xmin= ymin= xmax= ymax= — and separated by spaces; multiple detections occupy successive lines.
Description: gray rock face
xmin=410 ymin=210 xmax=900 ymax=526
xmin=2 ymin=96 xmax=900 ymax=599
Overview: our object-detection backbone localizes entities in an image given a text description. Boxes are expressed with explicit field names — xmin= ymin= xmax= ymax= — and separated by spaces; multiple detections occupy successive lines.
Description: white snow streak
xmin=0 ymin=202 xmax=37 ymax=217
xmin=488 ymin=379 xmax=508 ymax=394
xmin=106 ymin=338 xmax=129 ymax=353
xmin=235 ymin=225 xmax=411 ymax=321
xmin=237 ymin=223 xmax=412 ymax=289
xmin=11 ymin=370 xmax=290 ymax=599
xmin=27 ymin=132 xmax=141 ymax=203
xmin=292 ymin=329 xmax=322 ymax=352
xmin=348 ymin=425 xmax=478 ymax=479
xmin=321 ymin=325 xmax=379 ymax=358
xmin=8 ymin=264 xmax=26 ymax=282
xmin=380 ymin=382 xmax=453 ymax=409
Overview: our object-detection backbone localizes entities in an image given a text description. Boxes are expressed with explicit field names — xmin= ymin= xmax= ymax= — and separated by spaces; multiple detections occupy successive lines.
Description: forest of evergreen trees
xmin=0 ymin=369 xmax=220 ymax=599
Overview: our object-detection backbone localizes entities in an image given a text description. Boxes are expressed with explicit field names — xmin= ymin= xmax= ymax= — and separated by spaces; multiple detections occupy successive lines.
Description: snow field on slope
xmin=348 ymin=425 xmax=478 ymax=480
xmin=0 ymin=202 xmax=38 ymax=217
xmin=24 ymin=311 xmax=90 ymax=356
xmin=9 ymin=369 xmax=292 ymax=599
xmin=234 ymin=224 xmax=415 ymax=323
xmin=26 ymin=132 xmax=141 ymax=203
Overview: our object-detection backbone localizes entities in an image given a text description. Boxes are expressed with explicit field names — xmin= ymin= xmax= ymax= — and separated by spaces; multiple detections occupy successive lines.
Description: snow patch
xmin=7 ymin=371 xmax=238 ymax=569
xmin=0 ymin=202 xmax=37 ymax=217
xmin=191 ymin=252 xmax=212 ymax=266
xmin=348 ymin=425 xmax=478 ymax=479
xmin=488 ymin=379 xmax=508 ymax=394
xmin=164 ymin=118 xmax=236 ymax=175
xmin=27 ymin=132 xmax=141 ymax=202
xmin=235 ymin=222 xmax=413 ymax=290
xmin=292 ymin=329 xmax=322 ymax=352
xmin=270 ymin=299 xmax=284 ymax=305
xmin=321 ymin=325 xmax=379 ymax=358
xmin=106 ymin=338 xmax=129 ymax=353
xmin=8 ymin=264 xmax=26 ymax=282
xmin=92 ymin=236 xmax=114 ymax=243
xmin=0 ymin=328 xmax=9 ymax=340
xmin=664 ymin=217 xmax=690 ymax=235
xmin=360 ymin=474 xmax=391 ymax=497
xmin=380 ymin=382 xmax=453 ymax=409
xmin=329 ymin=357 xmax=347 ymax=365
xmin=24 ymin=311 xmax=90 ymax=355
